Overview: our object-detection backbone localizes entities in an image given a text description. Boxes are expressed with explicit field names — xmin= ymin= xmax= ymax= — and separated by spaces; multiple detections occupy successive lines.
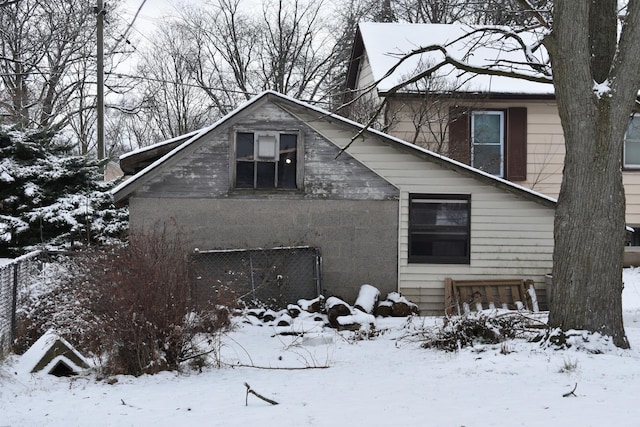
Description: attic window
xmin=235 ymin=131 xmax=298 ymax=189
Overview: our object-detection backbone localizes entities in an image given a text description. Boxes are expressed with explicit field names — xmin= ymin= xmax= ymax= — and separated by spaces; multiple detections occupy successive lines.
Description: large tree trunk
xmin=545 ymin=1 xmax=640 ymax=348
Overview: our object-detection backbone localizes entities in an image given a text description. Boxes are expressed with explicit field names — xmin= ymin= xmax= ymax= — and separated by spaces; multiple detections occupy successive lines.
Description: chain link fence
xmin=191 ymin=246 xmax=322 ymax=309
xmin=0 ymin=250 xmax=42 ymax=357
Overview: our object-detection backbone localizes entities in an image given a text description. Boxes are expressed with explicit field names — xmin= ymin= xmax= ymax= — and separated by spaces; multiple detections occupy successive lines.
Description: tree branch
xmin=244 ymin=382 xmax=279 ymax=406
xmin=513 ymin=0 xmax=552 ymax=29
xmin=562 ymin=383 xmax=578 ymax=397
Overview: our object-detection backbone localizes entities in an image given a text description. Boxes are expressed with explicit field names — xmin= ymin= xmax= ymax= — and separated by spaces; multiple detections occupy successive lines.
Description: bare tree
xmin=174 ymin=0 xmax=345 ymax=106
xmin=393 ymin=0 xmax=470 ymax=23
xmin=132 ymin=22 xmax=215 ymax=142
xmin=0 ymin=0 xmax=96 ymax=129
xmin=0 ymin=0 xmax=134 ymax=157
xmin=177 ymin=0 xmax=259 ymax=112
xmin=382 ymin=0 xmax=552 ymax=25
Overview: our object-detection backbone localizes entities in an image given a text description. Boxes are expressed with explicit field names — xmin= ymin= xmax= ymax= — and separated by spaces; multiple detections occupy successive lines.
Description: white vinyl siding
xmin=289 ymin=108 xmax=555 ymax=315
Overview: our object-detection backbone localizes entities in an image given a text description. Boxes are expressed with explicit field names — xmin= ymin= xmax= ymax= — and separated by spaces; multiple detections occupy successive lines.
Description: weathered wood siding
xmin=132 ymin=100 xmax=398 ymax=201
xmin=286 ymin=104 xmax=555 ymax=315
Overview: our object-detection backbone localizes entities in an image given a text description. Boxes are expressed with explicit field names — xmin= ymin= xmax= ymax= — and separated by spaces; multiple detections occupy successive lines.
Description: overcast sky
xmin=119 ymin=0 xmax=178 ymax=38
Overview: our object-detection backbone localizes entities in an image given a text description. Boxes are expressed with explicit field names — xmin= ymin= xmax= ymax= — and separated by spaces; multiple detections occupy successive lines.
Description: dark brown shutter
xmin=448 ymin=106 xmax=470 ymax=165
xmin=506 ymin=107 xmax=527 ymax=181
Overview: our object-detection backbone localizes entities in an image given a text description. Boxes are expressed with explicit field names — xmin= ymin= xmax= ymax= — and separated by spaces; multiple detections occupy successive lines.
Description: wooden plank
xmin=497 ymin=286 xmax=507 ymax=307
xmin=444 ymin=278 xmax=454 ymax=316
xmin=445 ymin=277 xmax=535 ymax=314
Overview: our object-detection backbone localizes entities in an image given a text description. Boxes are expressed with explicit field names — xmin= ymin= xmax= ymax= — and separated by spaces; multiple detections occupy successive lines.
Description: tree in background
xmin=132 ymin=22 xmax=215 ymax=142
xmin=0 ymin=127 xmax=128 ymax=255
xmin=0 ymin=0 xmax=132 ymax=155
xmin=107 ymin=0 xmax=354 ymax=152
xmin=388 ymin=0 xmax=552 ymax=25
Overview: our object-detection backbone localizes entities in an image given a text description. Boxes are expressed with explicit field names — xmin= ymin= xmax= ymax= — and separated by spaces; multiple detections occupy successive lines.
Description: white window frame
xmin=624 ymin=114 xmax=640 ymax=169
xmin=232 ymin=130 xmax=301 ymax=190
xmin=471 ymin=111 xmax=505 ymax=177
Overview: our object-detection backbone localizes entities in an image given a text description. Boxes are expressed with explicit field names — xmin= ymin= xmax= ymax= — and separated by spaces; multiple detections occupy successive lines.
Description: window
xmin=235 ymin=132 xmax=298 ymax=189
xmin=472 ymin=111 xmax=504 ymax=176
xmin=449 ymin=107 xmax=527 ymax=181
xmin=408 ymin=194 xmax=471 ymax=264
xmin=624 ymin=115 xmax=640 ymax=169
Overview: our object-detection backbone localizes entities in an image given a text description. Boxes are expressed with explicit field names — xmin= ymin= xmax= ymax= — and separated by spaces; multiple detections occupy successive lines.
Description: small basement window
xmin=408 ymin=194 xmax=471 ymax=264
xmin=235 ymin=131 xmax=298 ymax=189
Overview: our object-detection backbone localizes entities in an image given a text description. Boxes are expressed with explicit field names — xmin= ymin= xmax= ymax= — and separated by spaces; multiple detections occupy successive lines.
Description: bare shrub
xmin=17 ymin=228 xmax=232 ymax=376
xmin=420 ymin=312 xmax=526 ymax=352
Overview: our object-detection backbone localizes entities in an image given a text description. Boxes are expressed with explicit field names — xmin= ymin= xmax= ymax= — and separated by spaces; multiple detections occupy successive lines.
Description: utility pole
xmin=96 ymin=0 xmax=105 ymax=160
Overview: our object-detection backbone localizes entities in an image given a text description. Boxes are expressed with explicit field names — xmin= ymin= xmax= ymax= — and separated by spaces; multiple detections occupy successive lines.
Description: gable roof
xmin=347 ymin=22 xmax=553 ymax=97
xmin=112 ymin=90 xmax=556 ymax=208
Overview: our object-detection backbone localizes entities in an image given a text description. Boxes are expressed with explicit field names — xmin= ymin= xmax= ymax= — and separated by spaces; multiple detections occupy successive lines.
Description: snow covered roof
xmin=16 ymin=329 xmax=90 ymax=375
xmin=119 ymin=130 xmax=201 ymax=175
xmin=354 ymin=22 xmax=553 ymax=96
xmin=112 ymin=90 xmax=556 ymax=208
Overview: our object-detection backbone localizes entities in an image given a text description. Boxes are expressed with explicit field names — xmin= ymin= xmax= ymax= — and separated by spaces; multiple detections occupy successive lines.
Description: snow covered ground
xmin=2 ymin=270 xmax=640 ymax=427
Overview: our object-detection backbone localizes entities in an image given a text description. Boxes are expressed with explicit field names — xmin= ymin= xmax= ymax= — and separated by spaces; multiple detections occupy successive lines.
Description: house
xmin=113 ymin=91 xmax=555 ymax=315
xmin=346 ymin=22 xmax=640 ymax=251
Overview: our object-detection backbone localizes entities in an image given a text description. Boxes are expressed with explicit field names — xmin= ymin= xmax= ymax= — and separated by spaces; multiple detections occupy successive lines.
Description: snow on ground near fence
xmin=2 ymin=269 xmax=640 ymax=426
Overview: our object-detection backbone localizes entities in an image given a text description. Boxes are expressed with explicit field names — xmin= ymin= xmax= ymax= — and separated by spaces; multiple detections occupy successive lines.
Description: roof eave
xmin=379 ymin=89 xmax=556 ymax=101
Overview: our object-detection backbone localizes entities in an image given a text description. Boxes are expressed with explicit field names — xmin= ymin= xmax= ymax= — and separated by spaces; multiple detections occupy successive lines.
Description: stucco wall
xmin=129 ymin=197 xmax=399 ymax=304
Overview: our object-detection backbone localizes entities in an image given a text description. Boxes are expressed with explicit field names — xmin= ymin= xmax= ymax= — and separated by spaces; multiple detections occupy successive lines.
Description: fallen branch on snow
xmin=244 ymin=382 xmax=279 ymax=406
xmin=563 ymin=383 xmax=578 ymax=397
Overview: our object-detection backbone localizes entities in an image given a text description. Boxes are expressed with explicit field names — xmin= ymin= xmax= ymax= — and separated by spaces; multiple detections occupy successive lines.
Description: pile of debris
xmin=243 ymin=284 xmax=419 ymax=330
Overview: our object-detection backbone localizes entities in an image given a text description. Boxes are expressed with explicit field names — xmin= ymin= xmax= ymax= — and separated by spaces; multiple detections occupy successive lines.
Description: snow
xmin=353 ymin=283 xmax=380 ymax=313
xmin=3 ymin=269 xmax=640 ymax=426
xmin=359 ymin=22 xmax=553 ymax=95
xmin=593 ymin=80 xmax=612 ymax=98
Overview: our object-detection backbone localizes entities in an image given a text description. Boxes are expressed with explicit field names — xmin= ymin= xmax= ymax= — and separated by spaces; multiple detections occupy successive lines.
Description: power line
xmin=104 ymin=71 xmax=342 ymax=107
xmin=106 ymin=71 xmax=258 ymax=95
xmin=108 ymin=0 xmax=147 ymax=57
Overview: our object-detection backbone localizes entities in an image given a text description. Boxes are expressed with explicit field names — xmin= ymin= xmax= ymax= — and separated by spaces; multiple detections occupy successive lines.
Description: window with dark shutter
xmin=448 ymin=106 xmax=527 ymax=181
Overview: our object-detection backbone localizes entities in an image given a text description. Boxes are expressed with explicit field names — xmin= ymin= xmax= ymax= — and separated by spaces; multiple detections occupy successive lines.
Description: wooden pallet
xmin=444 ymin=277 xmax=536 ymax=315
